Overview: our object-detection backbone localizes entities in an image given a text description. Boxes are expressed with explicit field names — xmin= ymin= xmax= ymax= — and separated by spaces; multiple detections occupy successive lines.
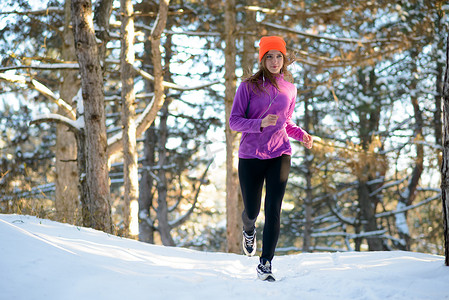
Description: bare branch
xmin=1 ymin=63 xmax=220 ymax=93
xmin=325 ymin=194 xmax=358 ymax=226
xmin=375 ymin=193 xmax=441 ymax=218
xmin=240 ymin=4 xmax=343 ymax=18
xmin=0 ymin=63 xmax=79 ymax=72
xmin=30 ymin=113 xmax=83 ymax=134
xmin=133 ymin=66 xmax=222 ymax=91
xmin=262 ymin=22 xmax=401 ymax=44
xmin=107 ymin=73 xmax=221 ymax=158
xmin=0 ymin=73 xmax=76 ymax=119
xmin=134 ymin=22 xmax=221 ymax=36
xmin=0 ymin=7 xmax=64 ymax=16
xmin=169 ymin=159 xmax=214 ymax=228
xmin=311 ymin=229 xmax=387 ymax=239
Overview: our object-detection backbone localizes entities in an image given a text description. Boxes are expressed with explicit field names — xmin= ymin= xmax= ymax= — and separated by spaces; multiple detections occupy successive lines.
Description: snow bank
xmin=1 ymin=214 xmax=448 ymax=300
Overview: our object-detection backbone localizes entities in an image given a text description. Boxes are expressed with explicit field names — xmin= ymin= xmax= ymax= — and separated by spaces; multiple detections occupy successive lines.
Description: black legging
xmin=238 ymin=154 xmax=291 ymax=262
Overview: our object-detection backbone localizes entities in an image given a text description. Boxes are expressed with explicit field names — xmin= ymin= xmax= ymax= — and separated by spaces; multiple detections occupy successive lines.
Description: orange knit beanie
xmin=258 ymin=36 xmax=287 ymax=62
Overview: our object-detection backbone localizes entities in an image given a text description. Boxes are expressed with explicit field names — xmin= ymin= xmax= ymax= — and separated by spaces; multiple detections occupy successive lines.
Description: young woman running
xmin=229 ymin=36 xmax=313 ymax=281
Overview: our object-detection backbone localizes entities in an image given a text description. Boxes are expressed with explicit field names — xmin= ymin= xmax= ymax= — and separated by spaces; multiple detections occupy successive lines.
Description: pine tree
xmin=441 ymin=34 xmax=449 ymax=266
xmin=71 ymin=0 xmax=112 ymax=232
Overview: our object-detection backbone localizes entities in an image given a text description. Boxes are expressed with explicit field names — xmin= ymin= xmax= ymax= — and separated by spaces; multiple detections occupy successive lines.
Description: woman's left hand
xmin=302 ymin=133 xmax=313 ymax=149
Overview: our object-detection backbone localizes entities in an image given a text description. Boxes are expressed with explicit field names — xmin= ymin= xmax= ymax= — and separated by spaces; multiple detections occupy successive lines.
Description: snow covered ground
xmin=1 ymin=213 xmax=449 ymax=300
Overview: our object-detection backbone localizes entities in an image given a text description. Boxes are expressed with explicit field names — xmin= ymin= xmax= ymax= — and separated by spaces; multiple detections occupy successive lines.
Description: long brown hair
xmin=244 ymin=52 xmax=296 ymax=93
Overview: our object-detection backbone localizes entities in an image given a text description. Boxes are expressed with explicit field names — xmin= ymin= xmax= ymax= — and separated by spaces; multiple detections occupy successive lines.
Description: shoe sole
xmin=257 ymin=272 xmax=276 ymax=282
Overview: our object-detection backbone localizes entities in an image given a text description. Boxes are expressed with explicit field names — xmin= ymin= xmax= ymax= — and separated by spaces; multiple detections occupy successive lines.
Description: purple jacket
xmin=229 ymin=75 xmax=306 ymax=160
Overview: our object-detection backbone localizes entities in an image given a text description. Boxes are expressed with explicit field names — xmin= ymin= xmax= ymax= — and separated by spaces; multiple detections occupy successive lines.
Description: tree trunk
xmin=55 ymin=0 xmax=80 ymax=224
xmin=139 ymin=126 xmax=156 ymax=243
xmin=93 ymin=0 xmax=113 ymax=68
xmin=138 ymin=29 xmax=157 ymax=243
xmin=155 ymin=31 xmax=175 ymax=246
xmin=224 ymin=0 xmax=242 ymax=254
xmin=358 ymin=180 xmax=383 ymax=250
xmin=435 ymin=27 xmax=444 ymax=168
xmin=120 ymin=0 xmax=139 ymax=237
xmin=396 ymin=50 xmax=424 ymax=250
xmin=150 ymin=0 xmax=171 ymax=245
xmin=71 ymin=0 xmax=112 ymax=233
xmin=302 ymin=83 xmax=313 ymax=252
xmin=241 ymin=1 xmax=256 ymax=78
xmin=356 ymin=68 xmax=383 ymax=251
xmin=148 ymin=0 xmax=169 ymax=134
xmin=441 ymin=34 xmax=449 ymax=266
xmin=156 ymin=99 xmax=175 ymax=246
xmin=436 ymin=58 xmax=444 ymax=149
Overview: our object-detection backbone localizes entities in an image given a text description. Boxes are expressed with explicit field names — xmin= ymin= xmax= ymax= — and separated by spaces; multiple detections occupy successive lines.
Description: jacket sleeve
xmin=285 ymin=94 xmax=306 ymax=142
xmin=229 ymin=82 xmax=263 ymax=133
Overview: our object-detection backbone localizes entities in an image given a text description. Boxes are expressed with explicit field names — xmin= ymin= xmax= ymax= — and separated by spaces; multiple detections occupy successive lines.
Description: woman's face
xmin=264 ymin=50 xmax=284 ymax=74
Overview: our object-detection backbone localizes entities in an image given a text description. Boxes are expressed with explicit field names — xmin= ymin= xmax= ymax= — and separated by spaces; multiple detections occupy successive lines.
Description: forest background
xmin=0 ymin=0 xmax=448 ymax=256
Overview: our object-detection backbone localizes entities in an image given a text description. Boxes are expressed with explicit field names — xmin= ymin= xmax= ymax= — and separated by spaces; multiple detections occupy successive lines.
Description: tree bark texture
xmin=355 ymin=68 xmax=384 ymax=251
xmin=150 ymin=0 xmax=172 ymax=245
xmin=120 ymin=0 xmax=139 ymax=237
xmin=358 ymin=180 xmax=383 ymax=250
xmin=71 ymin=0 xmax=112 ymax=233
xmin=241 ymin=1 xmax=256 ymax=78
xmin=224 ymin=0 xmax=243 ymax=254
xmin=396 ymin=50 xmax=424 ymax=250
xmin=302 ymin=85 xmax=313 ymax=252
xmin=55 ymin=0 xmax=80 ymax=224
xmin=93 ymin=0 xmax=113 ymax=68
xmin=440 ymin=34 xmax=449 ymax=266
xmin=138 ymin=35 xmax=156 ymax=243
xmin=149 ymin=0 xmax=169 ymax=128
xmin=139 ymin=126 xmax=156 ymax=243
xmin=156 ymin=99 xmax=175 ymax=246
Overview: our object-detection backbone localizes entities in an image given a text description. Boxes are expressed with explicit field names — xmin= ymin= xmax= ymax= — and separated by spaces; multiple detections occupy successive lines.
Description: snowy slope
xmin=1 ymin=213 xmax=448 ymax=300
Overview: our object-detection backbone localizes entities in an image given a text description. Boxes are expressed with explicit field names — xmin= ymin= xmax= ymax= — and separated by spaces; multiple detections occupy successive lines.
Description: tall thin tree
xmin=120 ymin=0 xmax=139 ymax=237
xmin=441 ymin=34 xmax=449 ymax=266
xmin=150 ymin=0 xmax=169 ymax=117
xmin=224 ymin=0 xmax=242 ymax=253
xmin=151 ymin=0 xmax=171 ymax=244
xmin=55 ymin=0 xmax=80 ymax=224
xmin=71 ymin=0 xmax=112 ymax=232
xmin=302 ymin=73 xmax=314 ymax=253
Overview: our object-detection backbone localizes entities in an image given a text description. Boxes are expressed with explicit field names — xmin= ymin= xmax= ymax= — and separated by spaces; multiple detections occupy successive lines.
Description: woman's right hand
xmin=261 ymin=114 xmax=278 ymax=128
